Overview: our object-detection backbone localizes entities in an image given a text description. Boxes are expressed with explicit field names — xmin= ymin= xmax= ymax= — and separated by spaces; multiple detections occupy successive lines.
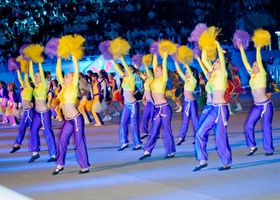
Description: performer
xmin=238 ymin=29 xmax=274 ymax=156
xmin=139 ymin=54 xmax=155 ymax=139
xmin=175 ymin=46 xmax=198 ymax=146
xmin=139 ymin=41 xmax=176 ymax=160
xmin=25 ymin=44 xmax=57 ymax=163
xmin=0 ymin=81 xmax=9 ymax=123
xmin=194 ymin=33 xmax=232 ymax=171
xmin=52 ymin=35 xmax=90 ymax=175
xmin=10 ymin=56 xmax=35 ymax=153
xmin=91 ymin=72 xmax=104 ymax=126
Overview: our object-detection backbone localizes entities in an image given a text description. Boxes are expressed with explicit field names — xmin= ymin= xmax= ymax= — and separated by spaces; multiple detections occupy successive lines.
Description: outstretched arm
xmin=29 ymin=61 xmax=36 ymax=86
xmin=38 ymin=63 xmax=46 ymax=86
xmin=145 ymin=65 xmax=154 ymax=80
xmin=174 ymin=62 xmax=185 ymax=80
xmin=238 ymin=44 xmax=252 ymax=75
xmin=256 ymin=46 xmax=266 ymax=75
xmin=55 ymin=57 xmax=64 ymax=85
xmin=201 ymin=50 xmax=213 ymax=72
xmin=162 ymin=51 xmax=168 ymax=81
xmin=111 ymin=60 xmax=125 ymax=77
xmin=17 ymin=70 xmax=23 ymax=87
xmin=152 ymin=54 xmax=158 ymax=75
xmin=194 ymin=54 xmax=209 ymax=80
xmin=215 ymin=41 xmax=226 ymax=72
xmin=120 ymin=56 xmax=134 ymax=79
xmin=72 ymin=56 xmax=79 ymax=86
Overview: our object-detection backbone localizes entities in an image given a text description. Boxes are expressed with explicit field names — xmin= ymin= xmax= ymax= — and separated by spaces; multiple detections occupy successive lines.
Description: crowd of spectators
xmin=0 ymin=0 xmax=279 ymax=65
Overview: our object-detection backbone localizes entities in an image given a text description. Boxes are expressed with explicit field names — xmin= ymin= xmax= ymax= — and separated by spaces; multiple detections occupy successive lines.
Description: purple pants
xmin=14 ymin=107 xmax=35 ymax=145
xmin=178 ymin=99 xmax=198 ymax=140
xmin=30 ymin=109 xmax=57 ymax=157
xmin=141 ymin=100 xmax=154 ymax=134
xmin=195 ymin=103 xmax=232 ymax=165
xmin=143 ymin=103 xmax=176 ymax=154
xmin=245 ymin=99 xmax=274 ymax=152
xmin=119 ymin=101 xmax=141 ymax=145
xmin=198 ymin=103 xmax=212 ymax=126
xmin=57 ymin=113 xmax=90 ymax=168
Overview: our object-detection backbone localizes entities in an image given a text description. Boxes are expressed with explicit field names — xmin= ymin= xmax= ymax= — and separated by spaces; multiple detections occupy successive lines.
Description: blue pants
xmin=14 ymin=107 xmax=35 ymax=145
xmin=141 ymin=101 xmax=154 ymax=134
xmin=195 ymin=103 xmax=232 ymax=165
xmin=245 ymin=99 xmax=274 ymax=152
xmin=119 ymin=101 xmax=141 ymax=145
xmin=143 ymin=103 xmax=176 ymax=154
xmin=57 ymin=113 xmax=90 ymax=168
xmin=178 ymin=99 xmax=198 ymax=140
xmin=30 ymin=109 xmax=57 ymax=157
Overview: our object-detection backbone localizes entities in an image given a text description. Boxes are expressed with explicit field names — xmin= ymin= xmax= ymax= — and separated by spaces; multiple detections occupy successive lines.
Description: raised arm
xmin=55 ymin=57 xmax=64 ymax=85
xmin=29 ymin=61 xmax=36 ymax=86
xmin=174 ymin=62 xmax=185 ymax=80
xmin=120 ymin=56 xmax=134 ymax=79
xmin=17 ymin=70 xmax=23 ymax=87
xmin=201 ymin=50 xmax=213 ymax=72
xmin=215 ymin=41 xmax=226 ymax=72
xmin=111 ymin=60 xmax=124 ymax=77
xmin=162 ymin=51 xmax=168 ymax=81
xmin=185 ymin=63 xmax=195 ymax=80
xmin=152 ymin=54 xmax=158 ymax=75
xmin=238 ymin=44 xmax=252 ymax=74
xmin=38 ymin=63 xmax=46 ymax=86
xmin=24 ymin=73 xmax=30 ymax=88
xmin=195 ymin=54 xmax=209 ymax=80
xmin=256 ymin=46 xmax=266 ymax=75
xmin=72 ymin=56 xmax=79 ymax=86
xmin=145 ymin=65 xmax=154 ymax=80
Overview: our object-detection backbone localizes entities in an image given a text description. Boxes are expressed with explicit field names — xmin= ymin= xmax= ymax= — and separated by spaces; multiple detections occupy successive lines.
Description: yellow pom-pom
xmin=109 ymin=37 xmax=131 ymax=59
xmin=198 ymin=30 xmax=216 ymax=51
xmin=16 ymin=55 xmax=29 ymax=74
xmin=207 ymin=26 xmax=222 ymax=38
xmin=58 ymin=34 xmax=85 ymax=60
xmin=23 ymin=44 xmax=44 ymax=63
xmin=252 ymin=29 xmax=271 ymax=47
xmin=159 ymin=40 xmax=177 ymax=57
xmin=177 ymin=46 xmax=193 ymax=64
xmin=142 ymin=54 xmax=152 ymax=66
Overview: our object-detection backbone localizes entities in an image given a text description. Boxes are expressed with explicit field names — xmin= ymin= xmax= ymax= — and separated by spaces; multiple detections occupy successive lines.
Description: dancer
xmin=52 ymin=35 xmax=90 ymax=175
xmin=139 ymin=41 xmax=176 ymax=160
xmin=231 ymin=68 xmax=246 ymax=111
xmin=107 ymin=72 xmax=121 ymax=116
xmin=194 ymin=30 xmax=232 ymax=171
xmin=0 ymin=81 xmax=8 ymax=123
xmin=10 ymin=56 xmax=34 ymax=153
xmin=99 ymin=70 xmax=112 ymax=122
xmin=25 ymin=44 xmax=57 ymax=163
xmin=91 ymin=72 xmax=104 ymax=126
xmin=175 ymin=46 xmax=198 ymax=146
xmin=238 ymin=29 xmax=274 ymax=156
xmin=197 ymin=72 xmax=206 ymax=108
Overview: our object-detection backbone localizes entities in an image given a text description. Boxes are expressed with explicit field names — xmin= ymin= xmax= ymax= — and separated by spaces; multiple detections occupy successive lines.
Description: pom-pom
xmin=109 ymin=37 xmax=131 ymax=59
xmin=192 ymin=44 xmax=201 ymax=57
xmin=132 ymin=54 xmax=142 ymax=68
xmin=198 ymin=29 xmax=217 ymax=51
xmin=207 ymin=49 xmax=217 ymax=61
xmin=23 ymin=44 xmax=44 ymax=63
xmin=252 ymin=29 xmax=271 ymax=47
xmin=142 ymin=54 xmax=152 ymax=66
xmin=19 ymin=44 xmax=30 ymax=61
xmin=207 ymin=26 xmax=222 ymax=38
xmin=16 ymin=55 xmax=29 ymax=74
xmin=232 ymin=30 xmax=250 ymax=50
xmin=188 ymin=23 xmax=208 ymax=43
xmin=45 ymin=38 xmax=59 ymax=58
xmin=149 ymin=41 xmax=159 ymax=55
xmin=99 ymin=40 xmax=113 ymax=60
xmin=8 ymin=58 xmax=20 ymax=72
xmin=58 ymin=34 xmax=85 ymax=60
xmin=159 ymin=40 xmax=177 ymax=57
xmin=177 ymin=46 xmax=193 ymax=64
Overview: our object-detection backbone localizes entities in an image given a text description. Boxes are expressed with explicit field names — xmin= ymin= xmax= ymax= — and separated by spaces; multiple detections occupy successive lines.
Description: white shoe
xmin=230 ymin=112 xmax=235 ymax=115
xmin=234 ymin=107 xmax=243 ymax=111
xmin=94 ymin=123 xmax=103 ymax=126
xmin=176 ymin=106 xmax=182 ymax=112
xmin=174 ymin=105 xmax=179 ymax=109
xmin=102 ymin=116 xmax=112 ymax=121
xmin=112 ymin=112 xmax=120 ymax=116
xmin=11 ymin=123 xmax=18 ymax=126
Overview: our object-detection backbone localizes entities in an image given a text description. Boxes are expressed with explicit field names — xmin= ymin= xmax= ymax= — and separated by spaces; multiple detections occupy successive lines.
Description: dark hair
xmin=92 ymin=72 xmax=98 ymax=78
xmin=87 ymin=70 xmax=94 ymax=75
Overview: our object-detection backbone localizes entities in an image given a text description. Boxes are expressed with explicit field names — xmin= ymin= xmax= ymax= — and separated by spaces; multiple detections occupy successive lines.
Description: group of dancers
xmin=0 ymin=24 xmax=276 ymax=174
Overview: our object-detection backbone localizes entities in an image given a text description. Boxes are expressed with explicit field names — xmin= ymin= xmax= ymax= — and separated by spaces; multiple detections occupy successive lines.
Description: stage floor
xmin=1 ymin=93 xmax=280 ymax=200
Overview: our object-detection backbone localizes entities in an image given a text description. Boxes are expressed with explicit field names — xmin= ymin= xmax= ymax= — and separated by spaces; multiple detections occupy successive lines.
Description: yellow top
xmin=149 ymin=52 xmax=168 ymax=94
xmin=240 ymin=46 xmax=266 ymax=89
xmin=195 ymin=54 xmax=212 ymax=93
xmin=175 ymin=62 xmax=197 ymax=92
xmin=17 ymin=71 xmax=33 ymax=101
xmin=202 ymin=42 xmax=227 ymax=91
xmin=112 ymin=58 xmax=135 ymax=91
xmin=29 ymin=62 xmax=47 ymax=100
xmin=56 ymin=57 xmax=79 ymax=104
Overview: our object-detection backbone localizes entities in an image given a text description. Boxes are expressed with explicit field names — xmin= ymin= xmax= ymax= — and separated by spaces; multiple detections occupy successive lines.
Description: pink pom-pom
xmin=232 ymin=30 xmax=250 ymax=49
xmin=99 ymin=40 xmax=113 ymax=60
xmin=8 ymin=58 xmax=20 ymax=72
xmin=45 ymin=38 xmax=59 ymax=58
xmin=188 ymin=23 xmax=208 ymax=43
xmin=132 ymin=54 xmax=142 ymax=68
xmin=19 ymin=44 xmax=30 ymax=61
xmin=149 ymin=41 xmax=159 ymax=55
